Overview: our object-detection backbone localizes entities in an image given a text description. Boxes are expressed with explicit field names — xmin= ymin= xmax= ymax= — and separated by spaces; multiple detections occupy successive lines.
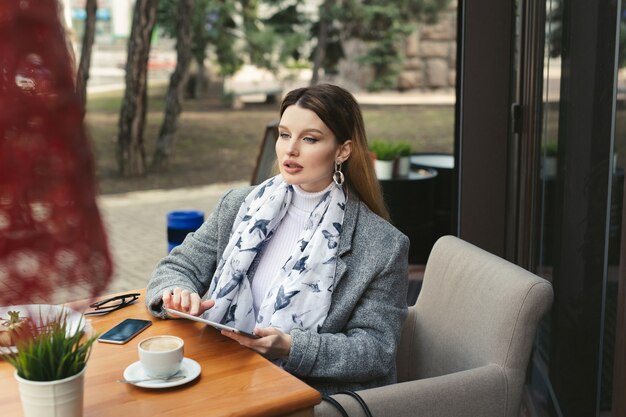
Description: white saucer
xmin=122 ymin=357 xmax=201 ymax=388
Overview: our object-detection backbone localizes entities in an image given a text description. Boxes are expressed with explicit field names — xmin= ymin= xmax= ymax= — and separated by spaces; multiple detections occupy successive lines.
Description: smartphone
xmin=97 ymin=318 xmax=152 ymax=344
xmin=165 ymin=308 xmax=260 ymax=339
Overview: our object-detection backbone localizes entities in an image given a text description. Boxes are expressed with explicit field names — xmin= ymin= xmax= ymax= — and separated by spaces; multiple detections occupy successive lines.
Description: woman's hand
xmin=162 ymin=288 xmax=214 ymax=316
xmin=221 ymin=327 xmax=292 ymax=361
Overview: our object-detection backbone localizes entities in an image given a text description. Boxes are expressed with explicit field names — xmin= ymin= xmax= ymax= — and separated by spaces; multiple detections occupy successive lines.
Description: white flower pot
xmin=15 ymin=367 xmax=86 ymax=417
xmin=396 ymin=156 xmax=410 ymax=177
xmin=374 ymin=160 xmax=394 ymax=180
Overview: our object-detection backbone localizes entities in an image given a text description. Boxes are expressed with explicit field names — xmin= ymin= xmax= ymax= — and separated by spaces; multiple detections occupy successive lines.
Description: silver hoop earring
xmin=333 ymin=161 xmax=345 ymax=186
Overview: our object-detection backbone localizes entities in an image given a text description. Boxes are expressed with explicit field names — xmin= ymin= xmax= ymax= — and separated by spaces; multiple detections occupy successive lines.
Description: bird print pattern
xmin=292 ymin=256 xmax=309 ymax=273
xmin=302 ymin=281 xmax=321 ymax=292
xmin=274 ymin=286 xmax=300 ymax=310
xmin=291 ymin=310 xmax=311 ymax=328
xmin=203 ymin=175 xmax=346 ymax=334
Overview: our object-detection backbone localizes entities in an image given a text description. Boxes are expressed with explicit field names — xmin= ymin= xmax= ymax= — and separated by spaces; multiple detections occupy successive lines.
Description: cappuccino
xmin=138 ymin=335 xmax=184 ymax=378
xmin=140 ymin=337 xmax=182 ymax=352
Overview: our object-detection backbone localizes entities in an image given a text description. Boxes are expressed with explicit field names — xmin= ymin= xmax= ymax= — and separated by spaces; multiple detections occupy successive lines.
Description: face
xmin=276 ymin=105 xmax=351 ymax=192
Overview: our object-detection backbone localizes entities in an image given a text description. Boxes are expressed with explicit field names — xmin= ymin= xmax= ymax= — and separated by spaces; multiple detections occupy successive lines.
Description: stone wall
xmin=330 ymin=6 xmax=458 ymax=92
xmin=334 ymin=38 xmax=375 ymax=93
xmin=398 ymin=8 xmax=457 ymax=91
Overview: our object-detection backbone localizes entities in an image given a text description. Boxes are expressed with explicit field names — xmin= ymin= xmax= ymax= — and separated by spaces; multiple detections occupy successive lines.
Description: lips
xmin=283 ymin=160 xmax=303 ymax=174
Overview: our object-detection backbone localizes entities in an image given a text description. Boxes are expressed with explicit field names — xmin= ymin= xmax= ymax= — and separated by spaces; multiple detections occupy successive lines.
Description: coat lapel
xmin=333 ymin=192 xmax=359 ymax=288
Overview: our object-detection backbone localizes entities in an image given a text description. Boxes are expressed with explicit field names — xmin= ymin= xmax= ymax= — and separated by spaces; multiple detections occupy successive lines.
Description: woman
xmin=146 ymin=84 xmax=409 ymax=394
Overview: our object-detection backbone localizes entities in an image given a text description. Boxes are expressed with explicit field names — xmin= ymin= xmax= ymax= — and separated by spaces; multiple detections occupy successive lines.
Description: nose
xmin=286 ymin=139 xmax=299 ymax=156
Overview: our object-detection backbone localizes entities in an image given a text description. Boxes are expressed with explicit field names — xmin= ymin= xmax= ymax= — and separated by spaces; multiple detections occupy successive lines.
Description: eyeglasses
xmin=84 ymin=293 xmax=140 ymax=316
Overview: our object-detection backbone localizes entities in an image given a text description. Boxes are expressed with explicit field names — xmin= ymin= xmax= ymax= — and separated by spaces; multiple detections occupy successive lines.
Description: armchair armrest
xmin=314 ymin=364 xmax=506 ymax=417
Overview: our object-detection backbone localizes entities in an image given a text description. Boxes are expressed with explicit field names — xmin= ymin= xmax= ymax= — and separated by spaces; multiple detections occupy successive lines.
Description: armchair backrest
xmin=396 ymin=236 xmax=553 ymax=416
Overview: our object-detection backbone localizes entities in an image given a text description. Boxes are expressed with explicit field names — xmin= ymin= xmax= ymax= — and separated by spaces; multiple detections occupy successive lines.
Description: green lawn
xmin=86 ymin=85 xmax=454 ymax=195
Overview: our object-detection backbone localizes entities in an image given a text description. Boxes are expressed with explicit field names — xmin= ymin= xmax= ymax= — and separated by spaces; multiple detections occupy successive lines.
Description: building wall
xmin=334 ymin=5 xmax=458 ymax=92
xmin=398 ymin=8 xmax=457 ymax=91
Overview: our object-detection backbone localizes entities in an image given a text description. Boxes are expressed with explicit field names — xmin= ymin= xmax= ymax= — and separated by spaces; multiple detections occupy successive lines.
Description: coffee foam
xmin=140 ymin=337 xmax=182 ymax=352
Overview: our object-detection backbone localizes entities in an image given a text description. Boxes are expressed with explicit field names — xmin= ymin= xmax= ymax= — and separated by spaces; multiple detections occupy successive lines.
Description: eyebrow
xmin=278 ymin=125 xmax=325 ymax=135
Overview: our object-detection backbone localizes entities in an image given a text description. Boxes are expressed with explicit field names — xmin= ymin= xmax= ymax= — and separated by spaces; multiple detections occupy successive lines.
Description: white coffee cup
xmin=138 ymin=335 xmax=184 ymax=378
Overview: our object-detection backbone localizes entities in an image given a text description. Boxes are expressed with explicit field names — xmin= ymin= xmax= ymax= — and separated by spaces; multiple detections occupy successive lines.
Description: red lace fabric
xmin=0 ymin=1 xmax=113 ymax=305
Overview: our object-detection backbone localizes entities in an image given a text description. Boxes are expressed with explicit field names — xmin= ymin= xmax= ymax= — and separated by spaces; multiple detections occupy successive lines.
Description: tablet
xmin=165 ymin=308 xmax=260 ymax=339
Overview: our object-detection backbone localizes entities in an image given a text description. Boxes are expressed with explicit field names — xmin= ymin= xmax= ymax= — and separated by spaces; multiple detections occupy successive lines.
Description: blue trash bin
xmin=167 ymin=210 xmax=204 ymax=252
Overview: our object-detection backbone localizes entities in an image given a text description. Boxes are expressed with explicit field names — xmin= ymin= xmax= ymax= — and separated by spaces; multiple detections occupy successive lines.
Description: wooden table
xmin=0 ymin=289 xmax=321 ymax=417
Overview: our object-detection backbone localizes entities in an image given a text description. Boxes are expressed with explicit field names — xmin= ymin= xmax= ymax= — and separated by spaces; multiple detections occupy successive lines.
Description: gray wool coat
xmin=145 ymin=186 xmax=409 ymax=394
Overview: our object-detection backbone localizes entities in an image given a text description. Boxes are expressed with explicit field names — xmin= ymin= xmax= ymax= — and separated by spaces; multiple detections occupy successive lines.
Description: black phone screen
xmin=97 ymin=318 xmax=152 ymax=344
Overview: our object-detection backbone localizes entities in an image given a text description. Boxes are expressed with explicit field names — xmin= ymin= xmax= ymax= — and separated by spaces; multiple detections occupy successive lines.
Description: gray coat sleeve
xmin=145 ymin=189 xmax=239 ymax=317
xmin=283 ymin=229 xmax=409 ymax=384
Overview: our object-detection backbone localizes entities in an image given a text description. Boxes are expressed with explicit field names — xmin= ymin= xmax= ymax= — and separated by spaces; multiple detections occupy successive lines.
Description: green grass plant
xmin=395 ymin=142 xmax=412 ymax=157
xmin=3 ymin=310 xmax=97 ymax=381
xmin=370 ymin=139 xmax=400 ymax=160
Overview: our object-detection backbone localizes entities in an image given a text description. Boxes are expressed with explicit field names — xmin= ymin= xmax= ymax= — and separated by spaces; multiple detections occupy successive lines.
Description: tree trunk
xmin=311 ymin=0 xmax=331 ymax=86
xmin=116 ymin=0 xmax=157 ymax=177
xmin=151 ymin=0 xmax=195 ymax=171
xmin=76 ymin=0 xmax=97 ymax=107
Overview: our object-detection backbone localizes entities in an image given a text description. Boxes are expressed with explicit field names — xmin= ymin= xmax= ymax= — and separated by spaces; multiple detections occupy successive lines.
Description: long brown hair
xmin=280 ymin=84 xmax=389 ymax=220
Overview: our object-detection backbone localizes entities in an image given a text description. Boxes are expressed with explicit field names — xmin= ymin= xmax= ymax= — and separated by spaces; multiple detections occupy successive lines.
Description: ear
xmin=336 ymin=140 xmax=352 ymax=163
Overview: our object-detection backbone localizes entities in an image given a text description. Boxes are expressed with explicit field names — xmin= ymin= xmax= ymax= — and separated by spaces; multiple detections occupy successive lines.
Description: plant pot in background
xmin=15 ymin=367 xmax=86 ymax=417
xmin=396 ymin=156 xmax=411 ymax=177
xmin=393 ymin=142 xmax=412 ymax=177
xmin=370 ymin=140 xmax=399 ymax=179
xmin=374 ymin=159 xmax=394 ymax=179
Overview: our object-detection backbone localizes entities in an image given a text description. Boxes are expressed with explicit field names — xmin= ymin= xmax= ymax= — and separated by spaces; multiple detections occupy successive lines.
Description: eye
xmin=303 ymin=136 xmax=318 ymax=143
xmin=279 ymin=132 xmax=290 ymax=140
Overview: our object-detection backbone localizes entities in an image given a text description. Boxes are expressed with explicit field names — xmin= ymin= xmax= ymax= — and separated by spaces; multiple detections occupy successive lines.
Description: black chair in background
xmin=251 ymin=120 xmax=279 ymax=185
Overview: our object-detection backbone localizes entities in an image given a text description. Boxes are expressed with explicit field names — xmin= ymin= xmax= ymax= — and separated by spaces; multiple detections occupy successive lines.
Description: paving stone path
xmin=99 ymin=181 xmax=247 ymax=293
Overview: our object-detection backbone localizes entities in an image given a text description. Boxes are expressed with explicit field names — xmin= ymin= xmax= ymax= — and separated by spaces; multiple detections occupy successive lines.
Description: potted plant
xmin=2 ymin=308 xmax=96 ymax=417
xmin=394 ymin=142 xmax=412 ymax=177
xmin=370 ymin=140 xmax=398 ymax=179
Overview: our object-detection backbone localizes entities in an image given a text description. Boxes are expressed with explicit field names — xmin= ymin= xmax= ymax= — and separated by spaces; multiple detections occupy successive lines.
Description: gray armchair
xmin=315 ymin=235 xmax=553 ymax=417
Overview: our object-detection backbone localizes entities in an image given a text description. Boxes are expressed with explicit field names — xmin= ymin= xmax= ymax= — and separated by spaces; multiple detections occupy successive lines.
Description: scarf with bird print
xmin=203 ymin=175 xmax=347 ymax=334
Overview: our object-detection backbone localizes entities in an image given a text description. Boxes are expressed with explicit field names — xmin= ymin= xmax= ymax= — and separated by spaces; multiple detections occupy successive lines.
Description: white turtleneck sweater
xmin=251 ymin=183 xmax=333 ymax=317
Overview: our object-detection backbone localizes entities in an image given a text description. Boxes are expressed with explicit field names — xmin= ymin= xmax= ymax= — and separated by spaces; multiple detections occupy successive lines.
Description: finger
xmin=162 ymin=290 xmax=172 ymax=308
xmin=220 ymin=329 xmax=242 ymax=342
xmin=180 ymin=290 xmax=191 ymax=312
xmin=246 ymin=328 xmax=291 ymax=359
xmin=171 ymin=288 xmax=182 ymax=309
xmin=252 ymin=327 xmax=274 ymax=337
xmin=199 ymin=299 xmax=215 ymax=315
xmin=188 ymin=293 xmax=201 ymax=316
xmin=162 ymin=291 xmax=184 ymax=319
xmin=221 ymin=330 xmax=264 ymax=353
xmin=221 ymin=329 xmax=257 ymax=344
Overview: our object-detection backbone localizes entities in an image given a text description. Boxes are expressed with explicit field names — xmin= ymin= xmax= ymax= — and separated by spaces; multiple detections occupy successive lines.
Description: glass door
xmin=521 ymin=0 xmax=624 ymax=416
